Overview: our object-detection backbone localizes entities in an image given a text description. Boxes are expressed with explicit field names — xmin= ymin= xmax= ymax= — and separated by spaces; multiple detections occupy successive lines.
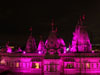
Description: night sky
xmin=0 ymin=0 xmax=100 ymax=47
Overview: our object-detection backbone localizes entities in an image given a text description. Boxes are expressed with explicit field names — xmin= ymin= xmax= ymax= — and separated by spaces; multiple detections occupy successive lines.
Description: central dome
xmin=45 ymin=28 xmax=66 ymax=54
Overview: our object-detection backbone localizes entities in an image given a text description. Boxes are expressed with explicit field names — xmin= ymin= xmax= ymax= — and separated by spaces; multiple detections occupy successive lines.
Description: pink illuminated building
xmin=1 ymin=16 xmax=100 ymax=75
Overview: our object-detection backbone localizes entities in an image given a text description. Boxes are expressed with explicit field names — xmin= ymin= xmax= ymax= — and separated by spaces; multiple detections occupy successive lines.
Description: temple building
xmin=1 ymin=16 xmax=100 ymax=75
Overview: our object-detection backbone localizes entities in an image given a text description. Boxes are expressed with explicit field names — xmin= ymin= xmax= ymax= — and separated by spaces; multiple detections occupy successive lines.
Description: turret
xmin=71 ymin=15 xmax=92 ymax=52
xmin=6 ymin=41 xmax=12 ymax=53
xmin=25 ymin=27 xmax=37 ymax=53
xmin=37 ymin=36 xmax=46 ymax=54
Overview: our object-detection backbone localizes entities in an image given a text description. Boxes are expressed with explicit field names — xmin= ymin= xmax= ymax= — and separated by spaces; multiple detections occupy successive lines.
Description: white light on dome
xmin=66 ymin=48 xmax=69 ymax=51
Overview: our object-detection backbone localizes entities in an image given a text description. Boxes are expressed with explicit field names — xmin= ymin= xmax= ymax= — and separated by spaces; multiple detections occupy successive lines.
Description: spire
xmin=71 ymin=14 xmax=92 ymax=52
xmin=78 ymin=16 xmax=82 ymax=25
xmin=51 ymin=19 xmax=54 ymax=32
xmin=6 ymin=41 xmax=12 ymax=53
xmin=51 ymin=19 xmax=58 ymax=32
xmin=55 ymin=27 xmax=57 ymax=32
xmin=40 ymin=35 xmax=43 ymax=40
xmin=38 ymin=35 xmax=45 ymax=54
xmin=26 ymin=27 xmax=37 ymax=53
xmin=29 ymin=26 xmax=32 ymax=35
xmin=78 ymin=14 xmax=86 ymax=26
xmin=6 ymin=41 xmax=9 ymax=46
xmin=82 ymin=14 xmax=85 ymax=20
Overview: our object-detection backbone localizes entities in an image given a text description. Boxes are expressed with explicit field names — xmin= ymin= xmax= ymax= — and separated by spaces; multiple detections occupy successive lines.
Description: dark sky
xmin=0 ymin=0 xmax=100 ymax=46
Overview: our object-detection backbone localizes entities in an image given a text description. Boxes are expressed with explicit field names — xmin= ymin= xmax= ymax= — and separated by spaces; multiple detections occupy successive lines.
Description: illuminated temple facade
xmin=1 ymin=16 xmax=100 ymax=75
